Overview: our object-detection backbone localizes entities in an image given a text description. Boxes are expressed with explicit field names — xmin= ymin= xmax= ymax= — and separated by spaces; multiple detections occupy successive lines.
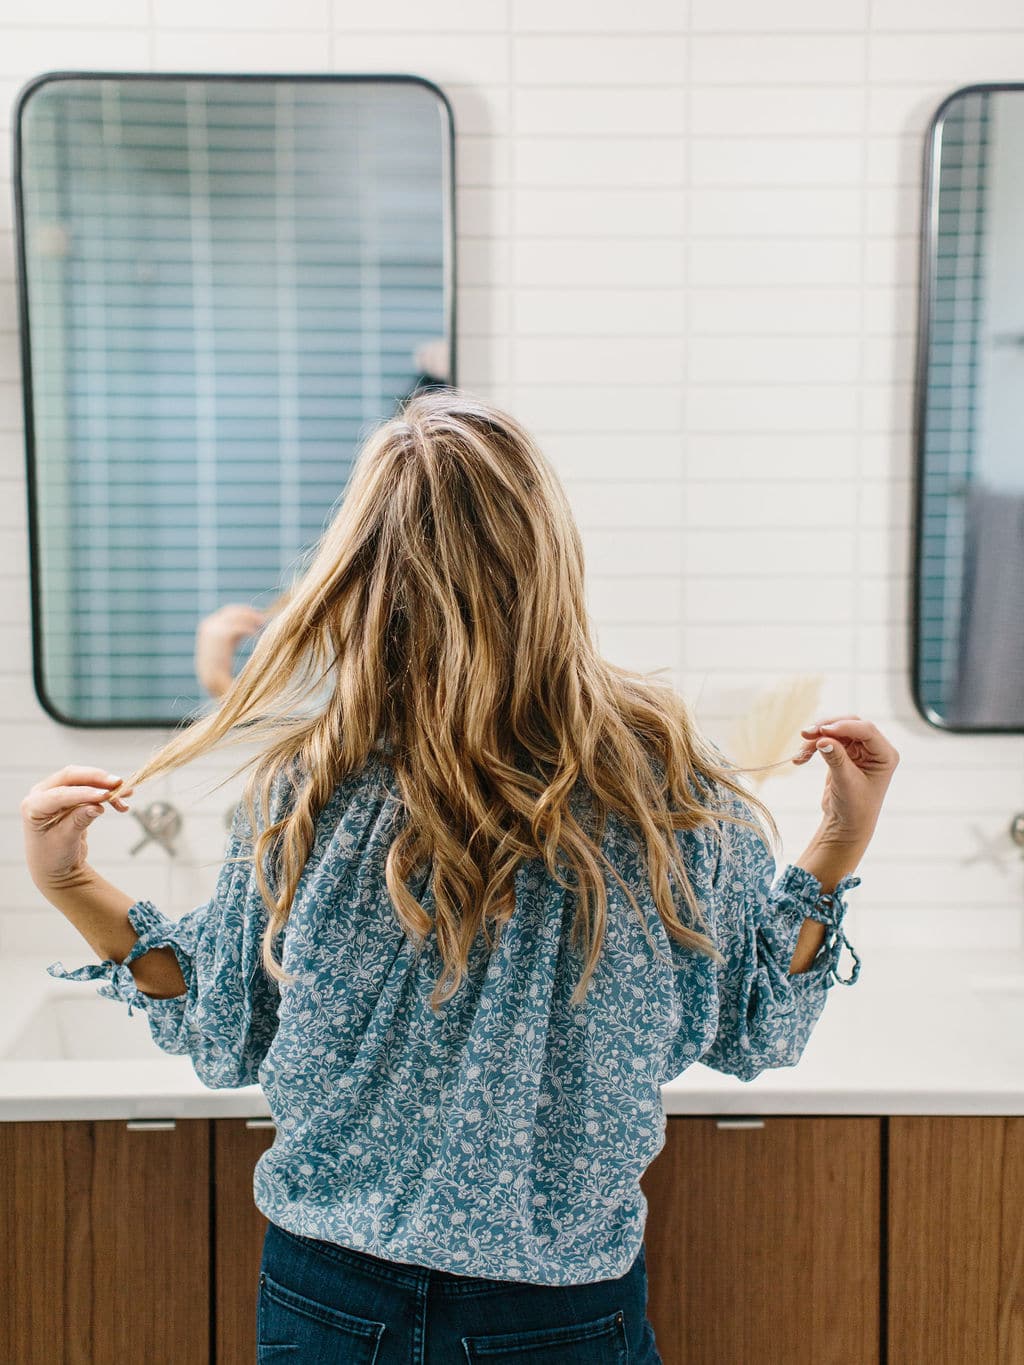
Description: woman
xmin=22 ymin=389 xmax=898 ymax=1364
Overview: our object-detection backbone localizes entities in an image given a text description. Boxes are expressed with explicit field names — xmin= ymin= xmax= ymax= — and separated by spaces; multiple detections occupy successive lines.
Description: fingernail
xmin=819 ymin=743 xmax=834 ymax=753
xmin=105 ymin=773 xmax=122 ymax=783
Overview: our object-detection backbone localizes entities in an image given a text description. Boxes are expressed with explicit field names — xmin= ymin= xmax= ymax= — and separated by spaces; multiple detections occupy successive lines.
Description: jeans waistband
xmin=266 ymin=1218 xmax=645 ymax=1298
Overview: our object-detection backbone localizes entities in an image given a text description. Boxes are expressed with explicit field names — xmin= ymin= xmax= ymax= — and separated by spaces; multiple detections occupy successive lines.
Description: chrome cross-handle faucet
xmin=128 ymin=800 xmax=182 ymax=857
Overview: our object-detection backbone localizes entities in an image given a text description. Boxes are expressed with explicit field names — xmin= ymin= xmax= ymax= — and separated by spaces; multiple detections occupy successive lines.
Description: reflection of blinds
xmin=920 ymin=91 xmax=990 ymax=718
xmin=20 ymin=79 xmax=448 ymax=722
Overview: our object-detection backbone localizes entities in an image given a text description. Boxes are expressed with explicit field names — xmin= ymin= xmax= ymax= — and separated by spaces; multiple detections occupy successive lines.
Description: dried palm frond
xmin=726 ymin=674 xmax=825 ymax=790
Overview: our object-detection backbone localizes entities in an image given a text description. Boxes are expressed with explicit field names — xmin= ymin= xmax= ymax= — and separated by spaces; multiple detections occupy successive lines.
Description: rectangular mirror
xmin=913 ymin=83 xmax=1024 ymax=731
xmin=15 ymin=72 xmax=455 ymax=728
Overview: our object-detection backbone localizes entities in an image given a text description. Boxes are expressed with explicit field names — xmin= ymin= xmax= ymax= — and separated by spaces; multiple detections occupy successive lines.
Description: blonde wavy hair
xmin=112 ymin=388 xmax=779 ymax=1009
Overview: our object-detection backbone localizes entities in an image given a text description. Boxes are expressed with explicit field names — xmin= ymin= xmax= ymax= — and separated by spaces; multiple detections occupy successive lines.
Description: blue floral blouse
xmin=46 ymin=751 xmax=862 ymax=1286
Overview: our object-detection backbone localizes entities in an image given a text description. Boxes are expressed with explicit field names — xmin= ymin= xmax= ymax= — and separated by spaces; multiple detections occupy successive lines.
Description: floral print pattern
xmin=47 ymin=752 xmax=862 ymax=1286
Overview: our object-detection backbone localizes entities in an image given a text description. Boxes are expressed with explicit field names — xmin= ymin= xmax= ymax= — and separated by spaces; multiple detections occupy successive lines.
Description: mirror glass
xmin=914 ymin=84 xmax=1024 ymax=730
xmin=16 ymin=74 xmax=454 ymax=727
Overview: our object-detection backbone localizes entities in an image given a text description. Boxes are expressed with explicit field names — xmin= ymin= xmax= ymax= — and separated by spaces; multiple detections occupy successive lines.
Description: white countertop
xmin=2 ymin=946 xmax=1022 ymax=1121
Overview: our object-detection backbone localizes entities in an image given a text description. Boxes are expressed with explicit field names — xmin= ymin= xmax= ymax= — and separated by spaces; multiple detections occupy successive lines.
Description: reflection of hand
xmin=194 ymin=604 xmax=268 ymax=699
xmin=413 ymin=337 xmax=449 ymax=381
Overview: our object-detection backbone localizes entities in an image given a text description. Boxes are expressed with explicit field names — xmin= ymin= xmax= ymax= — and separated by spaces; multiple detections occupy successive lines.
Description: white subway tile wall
xmin=3 ymin=1 xmax=1023 ymax=960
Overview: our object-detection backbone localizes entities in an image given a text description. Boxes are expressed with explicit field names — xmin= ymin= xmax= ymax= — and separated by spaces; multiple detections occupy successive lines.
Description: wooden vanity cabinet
xmin=0 ymin=1118 xmax=210 ymax=1364
xmin=4 ymin=1115 xmax=1023 ymax=1363
xmin=887 ymin=1116 xmax=1024 ymax=1364
xmin=213 ymin=1117 xmax=277 ymax=1365
xmin=641 ymin=1117 xmax=882 ymax=1365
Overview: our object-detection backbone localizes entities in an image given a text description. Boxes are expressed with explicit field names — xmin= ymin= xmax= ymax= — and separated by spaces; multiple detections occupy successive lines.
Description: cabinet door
xmin=0 ymin=1119 xmax=210 ymax=1365
xmin=213 ymin=1117 xmax=278 ymax=1365
xmin=889 ymin=1117 xmax=1024 ymax=1364
xmin=640 ymin=1116 xmax=881 ymax=1365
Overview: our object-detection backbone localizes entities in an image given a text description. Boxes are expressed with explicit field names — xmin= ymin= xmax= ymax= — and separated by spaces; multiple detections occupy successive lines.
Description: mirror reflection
xmin=915 ymin=84 xmax=1024 ymax=730
xmin=16 ymin=74 xmax=453 ymax=727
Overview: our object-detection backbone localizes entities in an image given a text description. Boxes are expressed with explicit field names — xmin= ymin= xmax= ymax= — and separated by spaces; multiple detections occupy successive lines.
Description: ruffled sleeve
xmin=46 ymin=898 xmax=200 ymax=1022
xmin=696 ymin=788 xmax=863 ymax=1082
xmin=45 ymin=777 xmax=292 ymax=1089
xmin=766 ymin=862 xmax=862 ymax=988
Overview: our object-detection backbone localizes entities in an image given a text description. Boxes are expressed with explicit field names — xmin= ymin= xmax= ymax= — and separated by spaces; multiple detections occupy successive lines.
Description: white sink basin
xmin=4 ymin=992 xmax=155 ymax=1061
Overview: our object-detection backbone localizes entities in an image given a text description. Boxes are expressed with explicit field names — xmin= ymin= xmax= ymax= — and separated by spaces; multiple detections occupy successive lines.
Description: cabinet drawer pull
xmin=246 ymin=1119 xmax=276 ymax=1129
xmin=715 ymin=1119 xmax=765 ymax=1130
xmin=125 ymin=1119 xmax=177 ymax=1131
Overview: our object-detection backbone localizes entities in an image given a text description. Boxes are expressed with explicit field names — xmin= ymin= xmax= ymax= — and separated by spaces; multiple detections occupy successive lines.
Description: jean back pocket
xmin=257 ymin=1270 xmax=385 ymax=1365
xmin=461 ymin=1308 xmax=628 ymax=1364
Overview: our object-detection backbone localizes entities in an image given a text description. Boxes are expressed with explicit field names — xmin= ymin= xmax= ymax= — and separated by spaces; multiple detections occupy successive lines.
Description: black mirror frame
xmin=910 ymin=81 xmax=1024 ymax=733
xmin=12 ymin=69 xmax=457 ymax=731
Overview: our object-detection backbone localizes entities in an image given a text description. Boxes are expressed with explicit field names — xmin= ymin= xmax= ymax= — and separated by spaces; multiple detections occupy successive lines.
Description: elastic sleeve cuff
xmin=46 ymin=899 xmax=194 ymax=1019
xmin=766 ymin=863 xmax=863 ymax=987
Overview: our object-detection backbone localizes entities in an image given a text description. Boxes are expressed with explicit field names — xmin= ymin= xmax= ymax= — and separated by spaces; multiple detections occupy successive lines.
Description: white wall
xmin=2 ymin=0 xmax=1023 ymax=963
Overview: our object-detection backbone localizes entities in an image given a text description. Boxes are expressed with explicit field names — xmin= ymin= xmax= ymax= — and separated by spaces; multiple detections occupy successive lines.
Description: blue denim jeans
xmin=257 ymin=1218 xmax=664 ymax=1363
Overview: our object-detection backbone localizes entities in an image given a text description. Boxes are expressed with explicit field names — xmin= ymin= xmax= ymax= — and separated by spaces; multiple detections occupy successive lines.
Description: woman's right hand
xmin=793 ymin=715 xmax=900 ymax=850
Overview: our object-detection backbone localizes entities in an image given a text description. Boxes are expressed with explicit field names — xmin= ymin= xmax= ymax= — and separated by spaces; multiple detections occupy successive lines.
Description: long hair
xmin=113 ymin=388 xmax=779 ymax=1009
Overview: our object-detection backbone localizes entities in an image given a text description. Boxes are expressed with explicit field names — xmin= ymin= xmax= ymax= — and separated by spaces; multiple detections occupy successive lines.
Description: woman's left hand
xmin=21 ymin=766 xmax=133 ymax=891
